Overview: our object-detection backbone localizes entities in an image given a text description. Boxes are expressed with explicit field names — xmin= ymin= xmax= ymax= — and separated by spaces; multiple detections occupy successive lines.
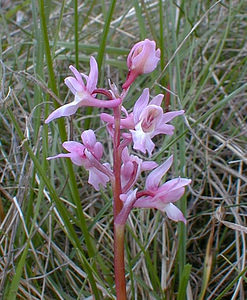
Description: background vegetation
xmin=0 ymin=0 xmax=246 ymax=299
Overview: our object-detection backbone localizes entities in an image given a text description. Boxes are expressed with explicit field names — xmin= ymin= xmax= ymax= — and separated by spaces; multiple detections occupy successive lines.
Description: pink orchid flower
xmin=130 ymin=88 xmax=184 ymax=156
xmin=122 ymin=39 xmax=160 ymax=89
xmin=121 ymin=147 xmax=157 ymax=193
xmin=45 ymin=57 xmax=121 ymax=123
xmin=119 ymin=156 xmax=191 ymax=224
xmin=47 ymin=130 xmax=112 ymax=191
xmin=101 ymin=89 xmax=184 ymax=156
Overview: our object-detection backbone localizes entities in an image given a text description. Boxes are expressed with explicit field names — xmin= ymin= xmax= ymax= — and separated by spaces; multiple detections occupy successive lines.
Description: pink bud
xmin=122 ymin=39 xmax=160 ymax=89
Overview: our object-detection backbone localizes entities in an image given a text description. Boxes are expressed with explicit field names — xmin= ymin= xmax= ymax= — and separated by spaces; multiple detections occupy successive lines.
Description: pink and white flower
xmin=101 ymin=88 xmax=184 ymax=156
xmin=45 ymin=57 xmax=121 ymax=123
xmin=130 ymin=88 xmax=184 ymax=155
xmin=47 ymin=130 xmax=112 ymax=191
xmin=122 ymin=39 xmax=160 ymax=89
xmin=119 ymin=156 xmax=191 ymax=224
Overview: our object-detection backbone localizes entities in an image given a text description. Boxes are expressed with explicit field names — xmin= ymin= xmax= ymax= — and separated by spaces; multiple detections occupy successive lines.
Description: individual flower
xmin=122 ymin=39 xmax=160 ymax=89
xmin=132 ymin=155 xmax=191 ymax=223
xmin=121 ymin=147 xmax=157 ymax=192
xmin=101 ymin=89 xmax=184 ymax=156
xmin=118 ymin=156 xmax=190 ymax=224
xmin=45 ymin=57 xmax=121 ymax=123
xmin=130 ymin=88 xmax=184 ymax=156
xmin=47 ymin=130 xmax=112 ymax=191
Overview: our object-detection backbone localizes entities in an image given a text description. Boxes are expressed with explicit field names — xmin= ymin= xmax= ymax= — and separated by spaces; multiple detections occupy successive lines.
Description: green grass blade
xmin=7 ymin=107 xmax=102 ymax=299
xmin=74 ymin=0 xmax=79 ymax=69
xmin=39 ymin=0 xmax=96 ymax=265
xmin=133 ymin=0 xmax=146 ymax=39
xmin=177 ymin=264 xmax=192 ymax=300
xmin=84 ymin=0 xmax=117 ymax=129
xmin=6 ymin=242 xmax=30 ymax=300
xmin=215 ymin=267 xmax=247 ymax=300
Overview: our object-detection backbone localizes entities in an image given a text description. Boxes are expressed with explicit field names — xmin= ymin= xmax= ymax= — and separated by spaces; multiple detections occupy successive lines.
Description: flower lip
xmin=139 ymin=105 xmax=163 ymax=133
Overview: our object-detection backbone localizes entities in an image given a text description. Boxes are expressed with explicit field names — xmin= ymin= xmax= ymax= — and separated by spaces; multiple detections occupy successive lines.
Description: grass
xmin=1 ymin=0 xmax=247 ymax=299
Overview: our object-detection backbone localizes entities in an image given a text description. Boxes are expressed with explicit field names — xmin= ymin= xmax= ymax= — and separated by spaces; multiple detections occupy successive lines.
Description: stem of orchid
xmin=113 ymin=105 xmax=123 ymax=216
xmin=114 ymin=223 xmax=126 ymax=300
xmin=113 ymin=103 xmax=127 ymax=299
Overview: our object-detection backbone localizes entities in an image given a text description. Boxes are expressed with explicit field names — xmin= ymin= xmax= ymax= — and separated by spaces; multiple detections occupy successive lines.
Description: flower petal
xmin=69 ymin=65 xmax=85 ymax=87
xmin=149 ymin=94 xmax=164 ymax=106
xmin=139 ymin=104 xmax=163 ymax=133
xmin=161 ymin=187 xmax=185 ymax=203
xmin=100 ymin=112 xmax=114 ymax=124
xmin=45 ymin=99 xmax=82 ymax=123
xmin=93 ymin=142 xmax=104 ymax=160
xmin=153 ymin=124 xmax=175 ymax=136
xmin=47 ymin=153 xmax=72 ymax=161
xmin=116 ymin=189 xmax=138 ymax=225
xmin=121 ymin=161 xmax=134 ymax=186
xmin=121 ymin=147 xmax=130 ymax=163
xmin=123 ymin=40 xmax=160 ymax=89
xmin=160 ymin=178 xmax=191 ymax=193
xmin=81 ymin=129 xmax=96 ymax=149
xmin=133 ymin=88 xmax=149 ymax=124
xmin=64 ymin=77 xmax=83 ymax=94
xmin=126 ymin=41 xmax=143 ymax=69
xmin=163 ymin=203 xmax=186 ymax=223
xmin=130 ymin=128 xmax=155 ymax=155
xmin=88 ymin=167 xmax=109 ymax=191
xmin=153 ymin=187 xmax=185 ymax=204
xmin=141 ymin=161 xmax=158 ymax=171
xmin=145 ymin=155 xmax=173 ymax=191
xmin=141 ymin=40 xmax=160 ymax=73
xmin=86 ymin=56 xmax=98 ymax=93
xmin=47 ymin=152 xmax=84 ymax=166
xmin=162 ymin=110 xmax=184 ymax=123
xmin=62 ymin=141 xmax=85 ymax=153
xmin=133 ymin=195 xmax=154 ymax=208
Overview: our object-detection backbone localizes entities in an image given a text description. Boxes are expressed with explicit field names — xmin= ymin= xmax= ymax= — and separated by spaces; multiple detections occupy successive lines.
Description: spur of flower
xmin=117 ymin=155 xmax=191 ymax=225
xmin=47 ymin=130 xmax=113 ymax=191
xmin=45 ymin=57 xmax=121 ymax=123
xmin=122 ymin=39 xmax=161 ymax=89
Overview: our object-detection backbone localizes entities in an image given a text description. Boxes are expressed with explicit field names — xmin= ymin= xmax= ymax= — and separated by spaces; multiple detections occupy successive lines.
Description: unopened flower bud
xmin=122 ymin=39 xmax=160 ymax=89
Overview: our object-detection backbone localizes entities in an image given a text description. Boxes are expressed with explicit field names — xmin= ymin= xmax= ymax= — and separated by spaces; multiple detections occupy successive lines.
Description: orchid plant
xmin=46 ymin=38 xmax=191 ymax=299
